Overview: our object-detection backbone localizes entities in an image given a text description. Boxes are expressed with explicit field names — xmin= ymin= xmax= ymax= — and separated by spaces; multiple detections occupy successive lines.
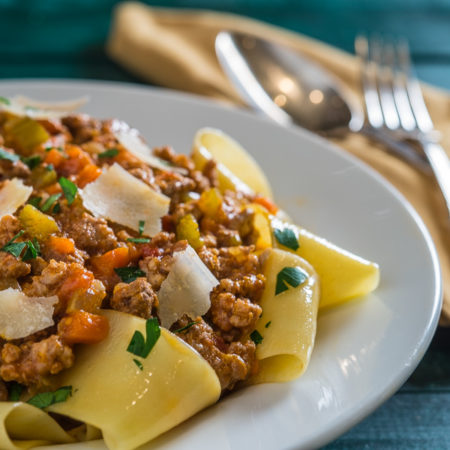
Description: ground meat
xmin=128 ymin=166 xmax=157 ymax=189
xmin=62 ymin=114 xmax=101 ymax=144
xmin=202 ymin=159 xmax=218 ymax=187
xmin=0 ymin=155 xmax=30 ymax=180
xmin=0 ymin=215 xmax=22 ymax=247
xmin=209 ymin=275 xmax=264 ymax=340
xmin=0 ymin=379 xmax=8 ymax=401
xmin=175 ymin=316 xmax=256 ymax=390
xmin=110 ymin=278 xmax=158 ymax=319
xmin=198 ymin=246 xmax=261 ymax=279
xmin=155 ymin=171 xmax=196 ymax=207
xmin=23 ymin=260 xmax=69 ymax=298
xmin=0 ymin=335 xmax=74 ymax=388
xmin=57 ymin=205 xmax=117 ymax=255
xmin=0 ymin=253 xmax=31 ymax=279
xmin=153 ymin=146 xmax=195 ymax=171
xmin=41 ymin=239 xmax=87 ymax=265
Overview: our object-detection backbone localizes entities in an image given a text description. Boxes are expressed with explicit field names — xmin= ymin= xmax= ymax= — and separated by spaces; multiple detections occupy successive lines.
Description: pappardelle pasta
xmin=0 ymin=97 xmax=379 ymax=450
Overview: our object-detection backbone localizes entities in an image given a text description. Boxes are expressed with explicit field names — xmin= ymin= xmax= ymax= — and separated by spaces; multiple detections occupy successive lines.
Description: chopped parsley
xmin=0 ymin=230 xmax=40 ymax=261
xmin=52 ymin=202 xmax=61 ymax=214
xmin=8 ymin=382 xmax=23 ymax=401
xmin=46 ymin=164 xmax=54 ymax=172
xmin=114 ymin=266 xmax=146 ymax=283
xmin=265 ymin=321 xmax=272 ymax=328
xmin=275 ymin=267 xmax=308 ymax=295
xmin=250 ymin=330 xmax=263 ymax=345
xmin=22 ymin=238 xmax=40 ymax=261
xmin=45 ymin=146 xmax=63 ymax=152
xmin=27 ymin=386 xmax=72 ymax=409
xmin=41 ymin=193 xmax=62 ymax=212
xmin=21 ymin=155 xmax=42 ymax=170
xmin=138 ymin=220 xmax=145 ymax=236
xmin=98 ymin=148 xmax=119 ymax=158
xmin=133 ymin=359 xmax=144 ymax=371
xmin=173 ymin=321 xmax=198 ymax=334
xmin=273 ymin=226 xmax=299 ymax=251
xmin=0 ymin=96 xmax=10 ymax=105
xmin=127 ymin=317 xmax=161 ymax=359
xmin=0 ymin=148 xmax=19 ymax=163
xmin=59 ymin=177 xmax=77 ymax=205
xmin=127 ymin=237 xmax=151 ymax=244
xmin=28 ymin=197 xmax=42 ymax=208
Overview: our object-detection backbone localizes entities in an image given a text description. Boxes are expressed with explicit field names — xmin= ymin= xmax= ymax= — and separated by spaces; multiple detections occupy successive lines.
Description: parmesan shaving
xmin=80 ymin=163 xmax=170 ymax=236
xmin=0 ymin=288 xmax=58 ymax=339
xmin=0 ymin=178 xmax=32 ymax=219
xmin=114 ymin=128 xmax=186 ymax=174
xmin=158 ymin=245 xmax=219 ymax=328
xmin=0 ymin=95 xmax=88 ymax=119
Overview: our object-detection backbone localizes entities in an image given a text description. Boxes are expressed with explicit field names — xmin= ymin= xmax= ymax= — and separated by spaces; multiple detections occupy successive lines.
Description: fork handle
xmin=421 ymin=141 xmax=450 ymax=218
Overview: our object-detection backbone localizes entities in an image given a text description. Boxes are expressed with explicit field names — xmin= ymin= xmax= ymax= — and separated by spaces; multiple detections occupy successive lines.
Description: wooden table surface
xmin=0 ymin=1 xmax=449 ymax=448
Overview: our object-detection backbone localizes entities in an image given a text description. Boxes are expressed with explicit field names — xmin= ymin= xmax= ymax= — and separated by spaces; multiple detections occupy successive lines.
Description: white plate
xmin=1 ymin=80 xmax=441 ymax=450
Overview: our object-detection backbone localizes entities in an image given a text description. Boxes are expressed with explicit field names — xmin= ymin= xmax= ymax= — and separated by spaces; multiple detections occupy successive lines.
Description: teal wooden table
xmin=0 ymin=1 xmax=449 ymax=448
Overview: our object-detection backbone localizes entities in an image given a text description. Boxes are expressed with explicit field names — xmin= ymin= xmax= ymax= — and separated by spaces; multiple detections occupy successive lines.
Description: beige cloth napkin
xmin=107 ymin=2 xmax=450 ymax=324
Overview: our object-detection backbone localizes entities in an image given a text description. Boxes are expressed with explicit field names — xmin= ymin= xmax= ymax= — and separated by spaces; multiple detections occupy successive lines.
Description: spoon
xmin=215 ymin=30 xmax=429 ymax=170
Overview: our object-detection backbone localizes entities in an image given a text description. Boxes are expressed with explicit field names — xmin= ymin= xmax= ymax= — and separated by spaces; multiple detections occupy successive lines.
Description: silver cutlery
xmin=215 ymin=30 xmax=429 ymax=171
xmin=355 ymin=35 xmax=450 ymax=217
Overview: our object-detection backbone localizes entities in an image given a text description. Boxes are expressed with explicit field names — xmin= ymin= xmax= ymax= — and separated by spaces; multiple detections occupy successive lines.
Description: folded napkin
xmin=107 ymin=2 xmax=450 ymax=324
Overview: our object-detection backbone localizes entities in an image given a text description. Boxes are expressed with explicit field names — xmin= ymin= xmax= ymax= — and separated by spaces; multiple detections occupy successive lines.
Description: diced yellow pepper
xmin=30 ymin=166 xmax=57 ymax=189
xmin=198 ymin=188 xmax=222 ymax=217
xmin=19 ymin=204 xmax=60 ymax=241
xmin=4 ymin=117 xmax=49 ymax=154
xmin=176 ymin=214 xmax=204 ymax=250
xmin=250 ymin=203 xmax=273 ymax=250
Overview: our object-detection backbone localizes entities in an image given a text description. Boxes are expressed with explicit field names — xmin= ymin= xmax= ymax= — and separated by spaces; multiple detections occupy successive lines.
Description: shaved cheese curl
xmin=0 ymin=178 xmax=32 ymax=219
xmin=158 ymin=246 xmax=219 ymax=328
xmin=0 ymin=289 xmax=58 ymax=339
xmin=80 ymin=163 xmax=170 ymax=236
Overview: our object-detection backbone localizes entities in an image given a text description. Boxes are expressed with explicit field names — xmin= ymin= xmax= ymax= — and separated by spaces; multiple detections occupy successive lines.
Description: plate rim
xmin=0 ymin=79 xmax=443 ymax=449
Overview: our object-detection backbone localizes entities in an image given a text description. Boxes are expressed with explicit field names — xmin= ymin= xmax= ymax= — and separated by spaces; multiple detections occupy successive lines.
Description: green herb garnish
xmin=27 ymin=386 xmax=72 ymax=409
xmin=133 ymin=359 xmax=144 ymax=371
xmin=127 ymin=317 xmax=160 ymax=359
xmin=173 ymin=321 xmax=198 ymax=334
xmin=28 ymin=197 xmax=42 ymax=208
xmin=0 ymin=230 xmax=27 ymax=257
xmin=273 ymin=226 xmax=299 ymax=251
xmin=250 ymin=330 xmax=263 ymax=345
xmin=138 ymin=220 xmax=145 ymax=236
xmin=98 ymin=148 xmax=119 ymax=159
xmin=265 ymin=321 xmax=272 ymax=328
xmin=8 ymin=382 xmax=23 ymax=401
xmin=52 ymin=203 xmax=61 ymax=214
xmin=114 ymin=266 xmax=146 ymax=283
xmin=275 ymin=267 xmax=308 ymax=295
xmin=41 ymin=193 xmax=62 ymax=212
xmin=21 ymin=155 xmax=42 ymax=170
xmin=22 ymin=238 xmax=40 ymax=261
xmin=0 ymin=148 xmax=19 ymax=163
xmin=45 ymin=146 xmax=63 ymax=152
xmin=0 ymin=96 xmax=10 ymax=105
xmin=127 ymin=237 xmax=151 ymax=244
xmin=46 ymin=164 xmax=54 ymax=172
xmin=58 ymin=177 xmax=77 ymax=205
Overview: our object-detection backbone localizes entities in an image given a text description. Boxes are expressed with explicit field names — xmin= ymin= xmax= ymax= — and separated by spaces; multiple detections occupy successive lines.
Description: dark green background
xmin=0 ymin=1 xmax=449 ymax=448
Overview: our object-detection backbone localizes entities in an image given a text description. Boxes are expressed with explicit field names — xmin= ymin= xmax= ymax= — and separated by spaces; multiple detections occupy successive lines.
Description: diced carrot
xmin=59 ymin=145 xmax=93 ymax=176
xmin=77 ymin=164 xmax=102 ymax=188
xmin=48 ymin=236 xmax=75 ymax=254
xmin=44 ymin=148 xmax=65 ymax=168
xmin=44 ymin=182 xmax=62 ymax=195
xmin=90 ymin=247 xmax=130 ymax=276
xmin=253 ymin=196 xmax=279 ymax=214
xmin=58 ymin=310 xmax=109 ymax=345
xmin=58 ymin=268 xmax=94 ymax=305
xmin=113 ymin=148 xmax=140 ymax=165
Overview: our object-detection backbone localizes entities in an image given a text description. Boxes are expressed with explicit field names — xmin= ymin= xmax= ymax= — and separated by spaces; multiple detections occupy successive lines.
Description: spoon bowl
xmin=215 ymin=31 xmax=364 ymax=133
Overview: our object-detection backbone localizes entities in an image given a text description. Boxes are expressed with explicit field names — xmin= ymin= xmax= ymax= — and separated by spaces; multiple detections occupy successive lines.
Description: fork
xmin=355 ymin=35 xmax=450 ymax=218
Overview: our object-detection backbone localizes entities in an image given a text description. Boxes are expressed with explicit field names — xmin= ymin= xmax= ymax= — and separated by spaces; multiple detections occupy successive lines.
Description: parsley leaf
xmin=173 ymin=321 xmax=198 ymax=334
xmin=265 ymin=321 xmax=272 ymax=328
xmin=41 ymin=193 xmax=62 ymax=212
xmin=114 ymin=266 xmax=146 ymax=283
xmin=52 ymin=202 xmax=61 ymax=214
xmin=28 ymin=197 xmax=42 ymax=208
xmin=127 ymin=317 xmax=160 ymax=359
xmin=22 ymin=238 xmax=40 ymax=261
xmin=250 ymin=330 xmax=263 ymax=345
xmin=275 ymin=267 xmax=308 ymax=295
xmin=21 ymin=155 xmax=42 ymax=170
xmin=1 ymin=230 xmax=26 ymax=257
xmin=138 ymin=220 xmax=145 ymax=236
xmin=0 ymin=96 xmax=10 ymax=105
xmin=0 ymin=148 xmax=19 ymax=163
xmin=98 ymin=148 xmax=119 ymax=158
xmin=127 ymin=237 xmax=151 ymax=244
xmin=133 ymin=359 xmax=144 ymax=371
xmin=8 ymin=382 xmax=23 ymax=401
xmin=59 ymin=177 xmax=77 ymax=205
xmin=273 ymin=226 xmax=299 ymax=251
xmin=27 ymin=386 xmax=72 ymax=409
